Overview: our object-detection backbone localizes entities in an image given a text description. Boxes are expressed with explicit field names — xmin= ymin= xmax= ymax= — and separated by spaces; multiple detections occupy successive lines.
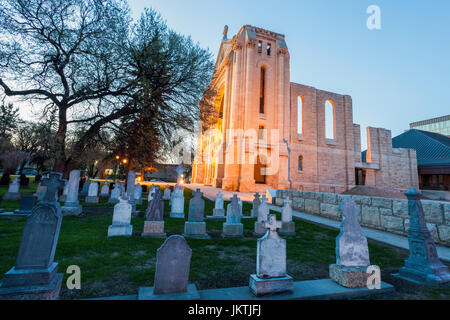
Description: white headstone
xmin=108 ymin=196 xmax=133 ymax=237
xmin=257 ymin=214 xmax=285 ymax=278
xmin=282 ymin=198 xmax=292 ymax=223
xmin=100 ymin=184 xmax=109 ymax=197
xmin=257 ymin=195 xmax=269 ymax=223
xmin=88 ymin=182 xmax=99 ymax=197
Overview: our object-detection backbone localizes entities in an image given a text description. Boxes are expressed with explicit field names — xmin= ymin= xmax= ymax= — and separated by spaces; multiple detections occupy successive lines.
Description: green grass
xmin=0 ymin=185 xmax=449 ymax=300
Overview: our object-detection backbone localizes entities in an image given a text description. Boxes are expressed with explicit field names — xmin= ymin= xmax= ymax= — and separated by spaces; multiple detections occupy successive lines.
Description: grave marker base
xmin=393 ymin=266 xmax=450 ymax=287
xmin=138 ymin=283 xmax=200 ymax=300
xmin=142 ymin=221 xmax=166 ymax=238
xmin=329 ymin=264 xmax=375 ymax=288
xmin=4 ymin=192 xmax=20 ymax=201
xmin=222 ymin=223 xmax=244 ymax=238
xmin=279 ymin=222 xmax=296 ymax=236
xmin=184 ymin=222 xmax=210 ymax=239
xmin=85 ymin=196 xmax=99 ymax=203
xmin=249 ymin=274 xmax=293 ymax=297
xmin=108 ymin=224 xmax=133 ymax=237
xmin=170 ymin=211 xmax=184 ymax=219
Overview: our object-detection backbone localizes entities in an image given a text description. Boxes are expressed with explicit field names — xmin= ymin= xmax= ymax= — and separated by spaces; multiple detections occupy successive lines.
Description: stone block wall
xmin=276 ymin=190 xmax=450 ymax=247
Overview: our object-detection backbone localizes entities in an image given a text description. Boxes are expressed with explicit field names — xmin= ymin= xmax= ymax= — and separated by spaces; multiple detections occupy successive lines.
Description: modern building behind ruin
xmin=192 ymin=25 xmax=419 ymax=193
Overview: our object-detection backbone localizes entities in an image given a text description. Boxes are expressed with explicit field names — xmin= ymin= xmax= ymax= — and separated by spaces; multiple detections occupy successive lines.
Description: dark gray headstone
xmin=188 ymin=189 xmax=205 ymax=222
xmin=40 ymin=172 xmax=65 ymax=203
xmin=145 ymin=187 xmax=164 ymax=221
xmin=153 ymin=235 xmax=192 ymax=294
xmin=226 ymin=195 xmax=242 ymax=224
xmin=16 ymin=195 xmax=37 ymax=214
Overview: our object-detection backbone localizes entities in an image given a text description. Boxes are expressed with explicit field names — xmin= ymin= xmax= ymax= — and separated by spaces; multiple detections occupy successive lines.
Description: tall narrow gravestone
xmin=222 ymin=195 xmax=244 ymax=238
xmin=85 ymin=182 xmax=99 ymax=203
xmin=134 ymin=183 xmax=143 ymax=205
xmin=251 ymin=192 xmax=261 ymax=217
xmin=138 ymin=235 xmax=200 ymax=300
xmin=142 ymin=187 xmax=166 ymax=238
xmin=170 ymin=185 xmax=185 ymax=219
xmin=62 ymin=170 xmax=82 ymax=216
xmin=108 ymin=195 xmax=133 ymax=237
xmin=4 ymin=177 xmax=20 ymax=201
xmin=100 ymin=183 xmax=110 ymax=198
xmin=393 ymin=188 xmax=450 ymax=286
xmin=329 ymin=198 xmax=379 ymax=288
xmin=126 ymin=171 xmax=137 ymax=215
xmin=79 ymin=179 xmax=90 ymax=197
xmin=249 ymin=214 xmax=293 ymax=297
xmin=279 ymin=197 xmax=296 ymax=236
xmin=254 ymin=194 xmax=269 ymax=236
xmin=0 ymin=172 xmax=64 ymax=300
xmin=184 ymin=189 xmax=209 ymax=239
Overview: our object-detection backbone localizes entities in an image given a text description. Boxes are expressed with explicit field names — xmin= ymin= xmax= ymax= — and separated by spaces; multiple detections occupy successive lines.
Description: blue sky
xmin=129 ymin=0 xmax=450 ymax=150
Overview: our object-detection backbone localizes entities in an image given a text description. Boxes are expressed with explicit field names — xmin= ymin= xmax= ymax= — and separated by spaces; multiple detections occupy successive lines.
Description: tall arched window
xmin=325 ymin=99 xmax=335 ymax=140
xmin=297 ymin=96 xmax=303 ymax=136
xmin=260 ymin=67 xmax=266 ymax=114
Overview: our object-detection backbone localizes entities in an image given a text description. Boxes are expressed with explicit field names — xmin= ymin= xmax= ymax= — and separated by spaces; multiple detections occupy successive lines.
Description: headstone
xmin=142 ymin=187 xmax=166 ymax=238
xmin=40 ymin=173 xmax=65 ymax=203
xmin=34 ymin=173 xmax=42 ymax=184
xmin=210 ymin=191 xmax=225 ymax=218
xmin=34 ymin=183 xmax=47 ymax=202
xmin=249 ymin=214 xmax=293 ymax=296
xmin=134 ymin=183 xmax=142 ymax=205
xmin=4 ymin=177 xmax=20 ymax=201
xmin=107 ymin=195 xmax=133 ymax=237
xmin=184 ymin=189 xmax=209 ymax=238
xmin=100 ymin=183 xmax=110 ymax=198
xmin=79 ymin=179 xmax=90 ymax=197
xmin=126 ymin=171 xmax=137 ymax=214
xmin=15 ymin=195 xmax=37 ymax=214
xmin=329 ymin=198 xmax=377 ymax=288
xmin=109 ymin=183 xmax=121 ymax=204
xmin=138 ymin=235 xmax=199 ymax=300
xmin=222 ymin=194 xmax=244 ymax=238
xmin=162 ymin=184 xmax=171 ymax=200
xmin=279 ymin=197 xmax=296 ymax=236
xmin=0 ymin=172 xmax=65 ymax=300
xmin=62 ymin=170 xmax=82 ymax=216
xmin=254 ymin=194 xmax=269 ymax=236
xmin=59 ymin=180 xmax=69 ymax=202
xmin=85 ymin=182 xmax=99 ymax=203
xmin=170 ymin=185 xmax=185 ymax=219
xmin=393 ymin=188 xmax=450 ymax=286
xmin=251 ymin=192 xmax=261 ymax=217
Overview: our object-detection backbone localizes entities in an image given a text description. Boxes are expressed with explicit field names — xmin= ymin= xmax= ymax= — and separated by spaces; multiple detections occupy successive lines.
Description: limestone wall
xmin=275 ymin=190 xmax=450 ymax=247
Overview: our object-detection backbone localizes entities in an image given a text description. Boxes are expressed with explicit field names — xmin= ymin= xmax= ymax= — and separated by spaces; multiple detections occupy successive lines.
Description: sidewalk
xmin=185 ymin=183 xmax=450 ymax=262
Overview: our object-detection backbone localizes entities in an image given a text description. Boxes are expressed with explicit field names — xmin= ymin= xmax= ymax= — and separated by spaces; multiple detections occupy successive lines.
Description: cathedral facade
xmin=192 ymin=25 xmax=419 ymax=193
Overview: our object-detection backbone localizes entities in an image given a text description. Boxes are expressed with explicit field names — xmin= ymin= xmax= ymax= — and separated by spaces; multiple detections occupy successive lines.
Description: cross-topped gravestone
xmin=226 ymin=195 xmax=242 ymax=224
xmin=254 ymin=194 xmax=270 ymax=236
xmin=211 ymin=191 xmax=225 ymax=218
xmin=395 ymin=188 xmax=450 ymax=286
xmin=251 ymin=192 xmax=261 ymax=217
xmin=250 ymin=213 xmax=292 ymax=296
xmin=329 ymin=198 xmax=379 ymax=288
xmin=41 ymin=172 xmax=65 ymax=203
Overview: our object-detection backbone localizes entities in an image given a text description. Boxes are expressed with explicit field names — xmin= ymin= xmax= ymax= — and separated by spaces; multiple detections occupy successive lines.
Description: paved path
xmin=185 ymin=183 xmax=450 ymax=262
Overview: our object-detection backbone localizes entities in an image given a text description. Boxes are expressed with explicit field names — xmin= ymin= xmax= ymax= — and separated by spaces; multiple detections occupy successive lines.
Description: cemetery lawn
xmin=0 ymin=186 xmax=449 ymax=300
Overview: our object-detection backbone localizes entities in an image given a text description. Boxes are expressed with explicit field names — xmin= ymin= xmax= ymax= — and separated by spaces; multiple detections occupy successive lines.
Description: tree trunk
xmin=54 ymin=107 xmax=68 ymax=175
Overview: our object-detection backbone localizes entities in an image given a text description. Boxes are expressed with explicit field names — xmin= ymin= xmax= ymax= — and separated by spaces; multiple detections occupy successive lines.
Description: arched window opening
xmin=260 ymin=67 xmax=266 ymax=114
xmin=267 ymin=43 xmax=271 ymax=56
xmin=325 ymin=99 xmax=335 ymax=140
xmin=297 ymin=96 xmax=303 ymax=136
xmin=258 ymin=41 xmax=262 ymax=53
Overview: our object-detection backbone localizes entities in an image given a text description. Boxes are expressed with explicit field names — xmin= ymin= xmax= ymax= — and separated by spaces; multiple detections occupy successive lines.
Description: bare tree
xmin=0 ymin=1 xmax=215 ymax=176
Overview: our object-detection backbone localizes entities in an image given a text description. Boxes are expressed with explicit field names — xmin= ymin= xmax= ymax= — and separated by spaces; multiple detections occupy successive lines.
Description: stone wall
xmin=275 ymin=190 xmax=450 ymax=247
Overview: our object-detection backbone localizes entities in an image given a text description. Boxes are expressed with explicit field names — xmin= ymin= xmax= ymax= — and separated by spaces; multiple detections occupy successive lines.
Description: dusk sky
xmin=129 ymin=0 xmax=450 ymax=150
